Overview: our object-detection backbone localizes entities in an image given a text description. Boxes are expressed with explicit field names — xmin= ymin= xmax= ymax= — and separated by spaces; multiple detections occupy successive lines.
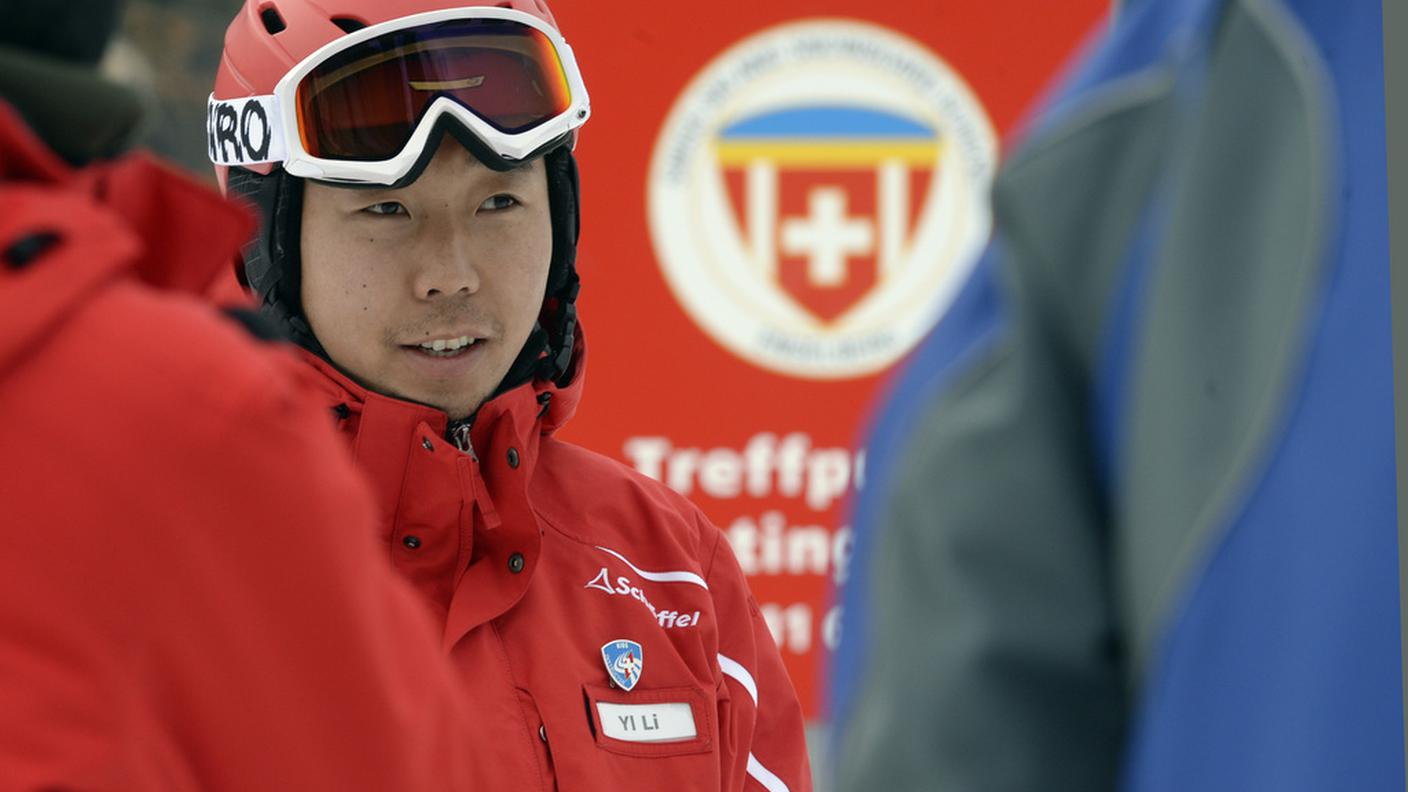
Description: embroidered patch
xmin=601 ymin=639 xmax=644 ymax=691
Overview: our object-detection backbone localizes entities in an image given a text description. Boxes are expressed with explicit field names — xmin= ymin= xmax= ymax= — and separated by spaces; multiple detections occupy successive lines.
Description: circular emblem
xmin=647 ymin=19 xmax=998 ymax=380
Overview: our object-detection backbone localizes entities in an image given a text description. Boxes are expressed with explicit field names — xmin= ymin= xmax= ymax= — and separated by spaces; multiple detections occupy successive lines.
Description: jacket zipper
xmin=448 ymin=420 xmax=476 ymax=460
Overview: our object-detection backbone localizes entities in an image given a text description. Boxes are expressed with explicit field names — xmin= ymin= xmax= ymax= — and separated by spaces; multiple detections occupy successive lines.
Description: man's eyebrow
xmin=340 ymin=184 xmax=400 ymax=199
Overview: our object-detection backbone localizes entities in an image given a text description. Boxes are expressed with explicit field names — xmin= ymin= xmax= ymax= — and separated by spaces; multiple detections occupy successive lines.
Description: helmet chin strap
xmin=225 ymin=164 xmax=328 ymax=357
xmin=487 ymin=143 xmax=582 ymax=399
xmin=226 ymin=140 xmax=583 ymax=408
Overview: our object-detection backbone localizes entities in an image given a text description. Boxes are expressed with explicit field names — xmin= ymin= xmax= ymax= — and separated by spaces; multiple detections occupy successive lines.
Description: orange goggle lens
xmin=295 ymin=18 xmax=572 ymax=161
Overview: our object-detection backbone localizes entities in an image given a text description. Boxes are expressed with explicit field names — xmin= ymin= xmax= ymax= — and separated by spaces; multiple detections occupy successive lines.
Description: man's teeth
xmin=418 ymin=335 xmax=475 ymax=352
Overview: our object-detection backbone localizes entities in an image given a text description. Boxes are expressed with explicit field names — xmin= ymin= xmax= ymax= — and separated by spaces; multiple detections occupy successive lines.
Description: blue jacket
xmin=831 ymin=0 xmax=1401 ymax=789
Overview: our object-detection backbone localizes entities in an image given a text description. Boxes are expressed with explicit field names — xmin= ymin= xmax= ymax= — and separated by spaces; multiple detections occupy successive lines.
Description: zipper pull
xmin=449 ymin=421 xmax=476 ymax=460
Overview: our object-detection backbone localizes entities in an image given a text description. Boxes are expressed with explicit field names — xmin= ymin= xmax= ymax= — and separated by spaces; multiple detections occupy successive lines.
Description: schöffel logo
xmin=648 ymin=20 xmax=997 ymax=380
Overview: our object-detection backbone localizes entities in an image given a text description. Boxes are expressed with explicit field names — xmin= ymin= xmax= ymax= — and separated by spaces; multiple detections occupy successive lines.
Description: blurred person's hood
xmin=0 ymin=100 xmax=254 ymax=378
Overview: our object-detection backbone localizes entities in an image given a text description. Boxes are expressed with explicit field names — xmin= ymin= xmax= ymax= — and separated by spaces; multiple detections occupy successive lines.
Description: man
xmin=0 ymin=1 xmax=473 ymax=789
xmin=832 ymin=0 xmax=1399 ymax=790
xmin=209 ymin=1 xmax=811 ymax=790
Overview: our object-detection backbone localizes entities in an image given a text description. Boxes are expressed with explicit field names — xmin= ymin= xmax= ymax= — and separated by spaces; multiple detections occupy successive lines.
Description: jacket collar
xmin=298 ymin=329 xmax=587 ymax=465
xmin=297 ymin=334 xmax=586 ymax=648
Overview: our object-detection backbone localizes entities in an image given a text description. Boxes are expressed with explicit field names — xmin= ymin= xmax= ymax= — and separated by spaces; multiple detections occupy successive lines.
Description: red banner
xmin=554 ymin=0 xmax=1108 ymax=719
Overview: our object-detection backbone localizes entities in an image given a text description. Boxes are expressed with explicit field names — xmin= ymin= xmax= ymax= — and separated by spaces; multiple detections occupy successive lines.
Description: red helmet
xmin=213 ymin=0 xmax=583 ymax=391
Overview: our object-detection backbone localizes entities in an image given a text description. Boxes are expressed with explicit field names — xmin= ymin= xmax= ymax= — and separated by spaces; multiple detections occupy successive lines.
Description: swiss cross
xmin=780 ymin=187 xmax=875 ymax=287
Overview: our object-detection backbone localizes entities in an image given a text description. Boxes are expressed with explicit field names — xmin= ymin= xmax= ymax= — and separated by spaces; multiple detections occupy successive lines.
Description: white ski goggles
xmin=206 ymin=6 xmax=590 ymax=186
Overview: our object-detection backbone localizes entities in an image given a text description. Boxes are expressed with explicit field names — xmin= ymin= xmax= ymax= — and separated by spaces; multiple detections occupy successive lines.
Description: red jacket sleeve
xmin=704 ymin=515 xmax=813 ymax=792
xmin=0 ymin=310 xmax=472 ymax=790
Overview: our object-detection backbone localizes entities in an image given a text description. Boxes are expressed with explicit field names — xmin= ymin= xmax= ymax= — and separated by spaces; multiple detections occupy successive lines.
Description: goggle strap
xmin=207 ymin=93 xmax=286 ymax=167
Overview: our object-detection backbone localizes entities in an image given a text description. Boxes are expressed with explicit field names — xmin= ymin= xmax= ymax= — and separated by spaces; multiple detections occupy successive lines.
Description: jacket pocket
xmin=581 ymin=683 xmax=714 ymax=759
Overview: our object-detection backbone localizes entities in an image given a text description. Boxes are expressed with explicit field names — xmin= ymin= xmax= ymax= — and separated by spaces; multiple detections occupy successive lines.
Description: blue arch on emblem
xmin=720 ymin=105 xmax=935 ymax=139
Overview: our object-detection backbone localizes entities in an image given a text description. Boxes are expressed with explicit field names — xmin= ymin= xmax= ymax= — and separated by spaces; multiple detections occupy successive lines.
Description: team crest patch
xmin=601 ymin=639 xmax=644 ymax=691
xmin=647 ymin=19 xmax=997 ymax=380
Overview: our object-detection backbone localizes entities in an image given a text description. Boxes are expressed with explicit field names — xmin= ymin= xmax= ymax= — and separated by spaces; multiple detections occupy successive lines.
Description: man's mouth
xmin=406 ymin=334 xmax=479 ymax=358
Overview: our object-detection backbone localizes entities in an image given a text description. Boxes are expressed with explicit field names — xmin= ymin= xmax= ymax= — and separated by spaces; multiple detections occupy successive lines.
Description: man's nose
xmin=413 ymin=227 xmax=482 ymax=299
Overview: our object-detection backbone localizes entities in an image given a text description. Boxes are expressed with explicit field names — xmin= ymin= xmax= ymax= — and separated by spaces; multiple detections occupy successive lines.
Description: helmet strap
xmin=490 ymin=144 xmax=582 ymax=398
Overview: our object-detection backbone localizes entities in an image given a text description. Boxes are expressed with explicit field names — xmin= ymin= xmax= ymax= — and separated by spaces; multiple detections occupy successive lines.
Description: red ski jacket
xmin=0 ymin=102 xmax=473 ymax=791
xmin=303 ymin=343 xmax=812 ymax=792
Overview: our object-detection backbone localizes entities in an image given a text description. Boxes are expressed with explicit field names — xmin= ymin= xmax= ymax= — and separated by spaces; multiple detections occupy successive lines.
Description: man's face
xmin=300 ymin=139 xmax=552 ymax=420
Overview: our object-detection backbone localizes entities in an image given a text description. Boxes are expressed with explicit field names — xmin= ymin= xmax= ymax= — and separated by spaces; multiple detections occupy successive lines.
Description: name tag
xmin=596 ymin=701 xmax=697 ymax=743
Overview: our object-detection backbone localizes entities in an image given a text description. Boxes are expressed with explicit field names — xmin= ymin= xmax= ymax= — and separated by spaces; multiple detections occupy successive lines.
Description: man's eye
xmin=479 ymin=194 xmax=519 ymax=212
xmin=363 ymin=201 xmax=407 ymax=216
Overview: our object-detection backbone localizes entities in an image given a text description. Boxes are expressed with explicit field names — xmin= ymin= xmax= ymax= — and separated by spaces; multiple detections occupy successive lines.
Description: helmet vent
xmin=330 ymin=16 xmax=367 ymax=34
xmin=259 ymin=6 xmax=287 ymax=35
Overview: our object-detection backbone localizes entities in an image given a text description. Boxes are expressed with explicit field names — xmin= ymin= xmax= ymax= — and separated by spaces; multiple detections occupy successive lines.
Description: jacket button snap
xmin=402 ymin=535 xmax=422 ymax=550
xmin=507 ymin=447 xmax=520 ymax=469
xmin=508 ymin=552 xmax=525 ymax=573
xmin=421 ymin=437 xmax=434 ymax=451
xmin=539 ymin=724 xmax=548 ymax=742
xmin=4 ymin=230 xmax=60 ymax=270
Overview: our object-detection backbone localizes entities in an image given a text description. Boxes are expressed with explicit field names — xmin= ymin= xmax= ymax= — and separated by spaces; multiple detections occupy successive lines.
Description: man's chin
xmin=373 ymin=380 xmax=486 ymax=422
xmin=322 ymin=353 xmax=491 ymax=419
xmin=442 ymin=403 xmax=478 ymax=422
xmin=411 ymin=389 xmax=484 ymax=421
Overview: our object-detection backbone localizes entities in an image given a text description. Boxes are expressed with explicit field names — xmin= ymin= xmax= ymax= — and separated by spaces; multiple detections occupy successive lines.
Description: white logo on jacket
xmin=585 ymin=568 xmax=702 ymax=629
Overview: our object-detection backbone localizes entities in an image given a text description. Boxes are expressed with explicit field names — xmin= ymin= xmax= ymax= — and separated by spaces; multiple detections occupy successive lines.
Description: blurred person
xmin=830 ymin=0 xmax=1398 ymax=789
xmin=0 ymin=1 xmax=475 ymax=788
xmin=206 ymin=1 xmax=811 ymax=789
